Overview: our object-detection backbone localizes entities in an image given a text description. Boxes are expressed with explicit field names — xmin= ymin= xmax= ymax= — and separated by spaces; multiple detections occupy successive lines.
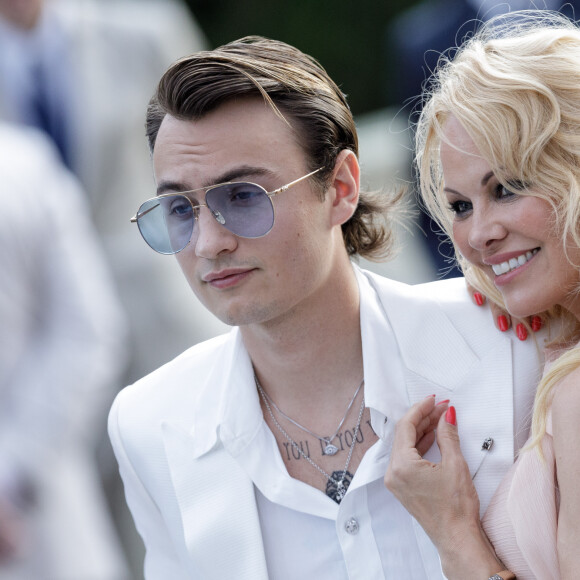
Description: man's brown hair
xmin=146 ymin=36 xmax=401 ymax=260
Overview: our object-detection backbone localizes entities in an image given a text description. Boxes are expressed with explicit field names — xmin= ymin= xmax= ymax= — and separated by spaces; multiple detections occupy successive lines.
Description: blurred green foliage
xmin=183 ymin=0 xmax=420 ymax=115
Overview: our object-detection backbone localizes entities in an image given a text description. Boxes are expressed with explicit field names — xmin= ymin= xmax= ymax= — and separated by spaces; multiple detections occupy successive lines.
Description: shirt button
xmin=344 ymin=517 xmax=359 ymax=535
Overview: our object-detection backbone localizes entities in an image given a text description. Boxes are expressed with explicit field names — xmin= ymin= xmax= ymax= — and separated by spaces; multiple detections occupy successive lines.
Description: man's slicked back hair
xmin=146 ymin=36 xmax=401 ymax=261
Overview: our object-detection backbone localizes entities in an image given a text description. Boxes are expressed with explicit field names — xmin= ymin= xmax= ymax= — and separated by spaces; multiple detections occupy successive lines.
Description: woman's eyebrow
xmin=481 ymin=171 xmax=494 ymax=186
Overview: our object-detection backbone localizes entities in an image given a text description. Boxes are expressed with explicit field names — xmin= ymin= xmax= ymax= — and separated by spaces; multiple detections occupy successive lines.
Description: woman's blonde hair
xmin=416 ymin=10 xmax=580 ymax=453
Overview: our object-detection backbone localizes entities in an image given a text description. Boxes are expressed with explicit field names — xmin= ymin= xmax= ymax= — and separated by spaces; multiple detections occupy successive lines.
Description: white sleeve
xmin=108 ymin=392 xmax=192 ymax=579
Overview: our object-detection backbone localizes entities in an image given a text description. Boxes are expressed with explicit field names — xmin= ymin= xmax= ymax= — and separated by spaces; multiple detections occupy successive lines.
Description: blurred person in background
xmin=0 ymin=0 xmax=220 ymax=385
xmin=0 ymin=123 xmax=128 ymax=579
xmin=0 ymin=2 xmax=222 ymax=576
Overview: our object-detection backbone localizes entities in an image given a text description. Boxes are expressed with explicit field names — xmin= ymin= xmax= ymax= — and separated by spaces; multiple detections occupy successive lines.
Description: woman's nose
xmin=467 ymin=206 xmax=508 ymax=251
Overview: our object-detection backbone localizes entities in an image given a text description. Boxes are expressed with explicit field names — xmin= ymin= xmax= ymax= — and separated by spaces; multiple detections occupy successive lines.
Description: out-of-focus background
xmin=0 ymin=0 xmax=572 ymax=578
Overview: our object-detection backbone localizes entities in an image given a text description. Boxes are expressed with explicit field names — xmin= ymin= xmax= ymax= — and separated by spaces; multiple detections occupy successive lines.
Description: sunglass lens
xmin=136 ymin=195 xmax=194 ymax=254
xmin=206 ymin=183 xmax=274 ymax=238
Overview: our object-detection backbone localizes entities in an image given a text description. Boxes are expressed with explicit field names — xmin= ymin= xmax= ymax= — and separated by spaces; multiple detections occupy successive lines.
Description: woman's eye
xmin=448 ymin=199 xmax=472 ymax=216
xmin=497 ymin=179 xmax=526 ymax=200
xmin=497 ymin=185 xmax=516 ymax=199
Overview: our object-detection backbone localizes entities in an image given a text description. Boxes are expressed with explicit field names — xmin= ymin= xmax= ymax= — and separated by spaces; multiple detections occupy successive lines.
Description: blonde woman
xmin=385 ymin=11 xmax=580 ymax=580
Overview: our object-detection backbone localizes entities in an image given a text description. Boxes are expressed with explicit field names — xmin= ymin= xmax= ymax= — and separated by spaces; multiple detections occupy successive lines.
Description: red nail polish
xmin=498 ymin=315 xmax=509 ymax=332
xmin=516 ymin=323 xmax=528 ymax=341
xmin=473 ymin=292 xmax=484 ymax=306
xmin=445 ymin=406 xmax=457 ymax=426
xmin=436 ymin=399 xmax=450 ymax=406
xmin=531 ymin=315 xmax=542 ymax=332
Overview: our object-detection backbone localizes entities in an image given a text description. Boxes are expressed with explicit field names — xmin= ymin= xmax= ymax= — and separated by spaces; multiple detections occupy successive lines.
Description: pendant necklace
xmin=256 ymin=375 xmax=365 ymax=504
xmin=257 ymin=378 xmax=364 ymax=456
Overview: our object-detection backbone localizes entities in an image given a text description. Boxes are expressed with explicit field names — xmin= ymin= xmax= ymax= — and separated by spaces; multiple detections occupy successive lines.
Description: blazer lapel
xmin=162 ymin=423 xmax=269 ymax=579
xmin=361 ymin=269 xmax=518 ymax=513
xmin=160 ymin=330 xmax=268 ymax=578
xmin=364 ymin=271 xmax=481 ymax=392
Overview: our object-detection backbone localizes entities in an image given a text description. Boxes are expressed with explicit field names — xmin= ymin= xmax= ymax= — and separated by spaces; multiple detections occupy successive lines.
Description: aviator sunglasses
xmin=131 ymin=168 xmax=324 ymax=255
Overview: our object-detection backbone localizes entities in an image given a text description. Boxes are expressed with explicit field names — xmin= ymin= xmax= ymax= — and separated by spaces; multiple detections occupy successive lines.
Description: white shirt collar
xmin=215 ymin=264 xmax=410 ymax=456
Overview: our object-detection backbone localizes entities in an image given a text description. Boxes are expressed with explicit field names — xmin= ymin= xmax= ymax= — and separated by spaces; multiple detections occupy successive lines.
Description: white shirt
xmin=219 ymin=270 xmax=444 ymax=579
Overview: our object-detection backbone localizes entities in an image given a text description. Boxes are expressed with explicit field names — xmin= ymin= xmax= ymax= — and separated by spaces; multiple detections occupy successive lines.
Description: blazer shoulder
xmin=109 ymin=331 xmax=236 ymax=474
xmin=363 ymin=268 xmax=469 ymax=305
xmin=112 ymin=331 xmax=233 ymax=421
xmin=363 ymin=269 xmax=514 ymax=356
xmin=363 ymin=269 xmax=476 ymax=318
xmin=408 ymin=276 xmax=543 ymax=365
xmin=405 ymin=276 xmax=473 ymax=309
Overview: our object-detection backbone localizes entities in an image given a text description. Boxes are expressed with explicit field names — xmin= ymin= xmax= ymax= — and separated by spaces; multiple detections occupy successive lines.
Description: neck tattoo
xmin=255 ymin=375 xmax=365 ymax=504
xmin=259 ymin=379 xmax=364 ymax=456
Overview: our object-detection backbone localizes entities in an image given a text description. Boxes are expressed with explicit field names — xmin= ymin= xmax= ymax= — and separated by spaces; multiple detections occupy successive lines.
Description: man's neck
xmin=241 ymin=260 xmax=363 ymax=412
xmin=243 ymin=261 xmax=377 ymax=499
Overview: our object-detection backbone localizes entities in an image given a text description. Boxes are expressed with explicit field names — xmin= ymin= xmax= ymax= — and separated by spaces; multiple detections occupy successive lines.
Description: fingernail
xmin=531 ymin=315 xmax=542 ymax=332
xmin=498 ymin=315 xmax=509 ymax=332
xmin=516 ymin=323 xmax=528 ymax=341
xmin=473 ymin=292 xmax=484 ymax=306
xmin=445 ymin=406 xmax=457 ymax=426
xmin=436 ymin=399 xmax=450 ymax=406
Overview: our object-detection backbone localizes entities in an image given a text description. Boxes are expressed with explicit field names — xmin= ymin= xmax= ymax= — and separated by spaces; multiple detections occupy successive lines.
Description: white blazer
xmin=109 ymin=268 xmax=544 ymax=579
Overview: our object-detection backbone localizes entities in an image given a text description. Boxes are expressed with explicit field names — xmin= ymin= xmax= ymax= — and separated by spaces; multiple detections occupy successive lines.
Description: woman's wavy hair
xmin=145 ymin=36 xmax=403 ymax=262
xmin=416 ymin=10 xmax=580 ymax=454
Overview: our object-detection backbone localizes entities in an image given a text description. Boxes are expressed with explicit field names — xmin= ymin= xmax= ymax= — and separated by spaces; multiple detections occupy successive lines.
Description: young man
xmin=109 ymin=37 xmax=542 ymax=579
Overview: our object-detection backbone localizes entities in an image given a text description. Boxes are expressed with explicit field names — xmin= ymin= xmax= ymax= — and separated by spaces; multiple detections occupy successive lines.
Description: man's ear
xmin=328 ymin=149 xmax=360 ymax=226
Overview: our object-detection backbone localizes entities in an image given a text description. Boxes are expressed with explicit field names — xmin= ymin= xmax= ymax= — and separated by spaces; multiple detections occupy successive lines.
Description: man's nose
xmin=193 ymin=205 xmax=238 ymax=258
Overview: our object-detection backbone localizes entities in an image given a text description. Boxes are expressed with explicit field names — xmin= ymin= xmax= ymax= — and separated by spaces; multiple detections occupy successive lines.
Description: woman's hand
xmin=385 ymin=397 xmax=503 ymax=579
xmin=466 ymin=281 xmax=542 ymax=340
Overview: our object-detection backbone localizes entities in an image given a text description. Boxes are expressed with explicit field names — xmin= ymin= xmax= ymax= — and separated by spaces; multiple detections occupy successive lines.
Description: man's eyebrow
xmin=213 ymin=166 xmax=273 ymax=185
xmin=156 ymin=166 xmax=275 ymax=196
xmin=156 ymin=181 xmax=189 ymax=196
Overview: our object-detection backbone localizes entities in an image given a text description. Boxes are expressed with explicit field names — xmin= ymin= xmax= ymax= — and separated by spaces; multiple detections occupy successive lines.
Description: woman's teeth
xmin=492 ymin=249 xmax=539 ymax=275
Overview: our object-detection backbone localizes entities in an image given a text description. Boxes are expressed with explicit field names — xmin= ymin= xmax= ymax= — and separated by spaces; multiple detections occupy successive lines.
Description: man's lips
xmin=202 ymin=268 xmax=256 ymax=288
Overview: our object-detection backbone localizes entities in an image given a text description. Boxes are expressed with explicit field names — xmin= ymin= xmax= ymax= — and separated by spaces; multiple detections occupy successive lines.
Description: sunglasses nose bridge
xmin=192 ymin=203 xmax=240 ymax=258
xmin=195 ymin=201 xmax=227 ymax=230
xmin=195 ymin=202 xmax=232 ymax=237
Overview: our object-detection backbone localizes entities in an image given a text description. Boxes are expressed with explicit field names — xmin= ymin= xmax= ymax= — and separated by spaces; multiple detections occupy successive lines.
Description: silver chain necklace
xmin=258 ymin=379 xmax=364 ymax=456
xmin=256 ymin=375 xmax=365 ymax=504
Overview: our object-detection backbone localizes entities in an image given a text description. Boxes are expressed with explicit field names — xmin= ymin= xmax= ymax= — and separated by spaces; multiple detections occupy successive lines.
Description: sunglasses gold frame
xmin=130 ymin=167 xmax=323 ymax=225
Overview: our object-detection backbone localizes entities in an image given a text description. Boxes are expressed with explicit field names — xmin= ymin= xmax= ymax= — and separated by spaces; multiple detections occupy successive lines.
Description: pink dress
xmin=482 ymin=344 xmax=564 ymax=580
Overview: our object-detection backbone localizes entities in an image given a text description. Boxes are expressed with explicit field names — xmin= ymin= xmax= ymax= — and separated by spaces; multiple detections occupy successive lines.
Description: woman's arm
xmin=551 ymin=365 xmax=580 ymax=579
xmin=385 ymin=397 xmax=505 ymax=579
